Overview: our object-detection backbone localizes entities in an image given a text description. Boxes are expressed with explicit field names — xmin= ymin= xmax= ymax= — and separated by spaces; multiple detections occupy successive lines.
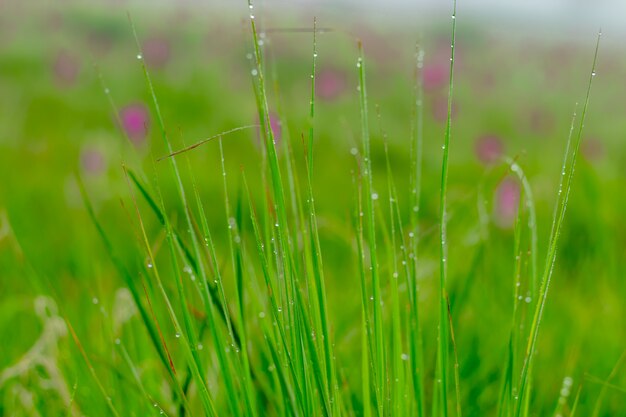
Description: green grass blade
xmin=515 ymin=31 xmax=601 ymax=417
xmin=356 ymin=41 xmax=385 ymax=417
xmin=436 ymin=1 xmax=458 ymax=415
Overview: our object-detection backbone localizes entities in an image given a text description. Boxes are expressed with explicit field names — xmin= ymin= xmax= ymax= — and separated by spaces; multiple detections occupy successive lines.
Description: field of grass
xmin=1 ymin=2 xmax=625 ymax=416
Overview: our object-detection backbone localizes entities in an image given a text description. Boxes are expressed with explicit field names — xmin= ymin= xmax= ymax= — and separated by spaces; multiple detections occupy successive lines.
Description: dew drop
xmin=350 ymin=147 xmax=358 ymax=155
xmin=136 ymin=54 xmax=142 ymax=60
xmin=251 ymin=68 xmax=258 ymax=76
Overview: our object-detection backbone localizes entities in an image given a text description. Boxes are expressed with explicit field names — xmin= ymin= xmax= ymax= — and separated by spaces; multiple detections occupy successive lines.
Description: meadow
xmin=1 ymin=2 xmax=625 ymax=416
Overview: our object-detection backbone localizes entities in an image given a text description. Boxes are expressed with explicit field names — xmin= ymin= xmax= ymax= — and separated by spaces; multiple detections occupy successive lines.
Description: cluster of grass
xmin=1 ymin=1 xmax=625 ymax=416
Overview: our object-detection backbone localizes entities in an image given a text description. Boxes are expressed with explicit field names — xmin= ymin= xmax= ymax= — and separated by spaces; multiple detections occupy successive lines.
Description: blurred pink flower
xmin=582 ymin=138 xmax=604 ymax=162
xmin=316 ymin=69 xmax=346 ymax=101
xmin=475 ymin=135 xmax=504 ymax=165
xmin=351 ymin=24 xmax=399 ymax=65
xmin=423 ymin=63 xmax=448 ymax=91
xmin=431 ymin=95 xmax=458 ymax=123
xmin=142 ymin=37 xmax=171 ymax=69
xmin=494 ymin=177 xmax=520 ymax=229
xmin=80 ymin=148 xmax=105 ymax=175
xmin=528 ymin=108 xmax=554 ymax=135
xmin=53 ymin=51 xmax=80 ymax=87
xmin=88 ymin=31 xmax=115 ymax=56
xmin=256 ymin=112 xmax=282 ymax=147
xmin=119 ymin=104 xmax=150 ymax=146
xmin=44 ymin=11 xmax=64 ymax=32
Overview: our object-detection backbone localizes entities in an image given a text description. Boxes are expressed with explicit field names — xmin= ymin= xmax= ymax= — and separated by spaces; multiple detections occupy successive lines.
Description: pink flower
xmin=255 ymin=112 xmax=282 ymax=147
xmin=53 ymin=51 xmax=80 ymax=87
xmin=80 ymin=148 xmax=105 ymax=175
xmin=528 ymin=108 xmax=554 ymax=135
xmin=431 ymin=95 xmax=458 ymax=123
xmin=119 ymin=104 xmax=150 ymax=146
xmin=423 ymin=63 xmax=449 ymax=91
xmin=316 ymin=69 xmax=346 ymax=101
xmin=142 ymin=37 xmax=171 ymax=69
xmin=494 ymin=177 xmax=520 ymax=229
xmin=269 ymin=114 xmax=282 ymax=142
xmin=475 ymin=135 xmax=504 ymax=165
xmin=88 ymin=31 xmax=114 ymax=57
xmin=582 ymin=137 xmax=604 ymax=162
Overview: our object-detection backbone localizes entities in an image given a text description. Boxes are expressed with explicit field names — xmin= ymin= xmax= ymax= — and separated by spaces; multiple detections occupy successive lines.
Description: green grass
xmin=1 ymin=2 xmax=625 ymax=416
